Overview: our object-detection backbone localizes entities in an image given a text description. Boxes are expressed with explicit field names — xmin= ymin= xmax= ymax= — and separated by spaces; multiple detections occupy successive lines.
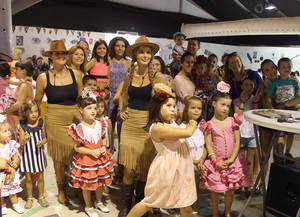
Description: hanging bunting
xmin=36 ymin=27 xmax=41 ymax=34
xmin=87 ymin=32 xmax=91 ymax=37
xmin=54 ymin=29 xmax=58 ymax=35
xmin=12 ymin=26 xmax=15 ymax=32
xmin=66 ymin=30 xmax=70 ymax=36
xmin=24 ymin=26 xmax=29 ymax=33
xmin=83 ymin=31 xmax=86 ymax=36
xmin=89 ymin=38 xmax=93 ymax=45
xmin=43 ymin=28 xmax=46 ymax=34
xmin=49 ymin=29 xmax=52 ymax=34
xmin=71 ymin=30 xmax=75 ymax=35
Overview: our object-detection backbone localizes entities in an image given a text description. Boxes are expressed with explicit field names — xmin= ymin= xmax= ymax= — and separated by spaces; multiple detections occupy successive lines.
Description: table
xmin=238 ymin=109 xmax=300 ymax=217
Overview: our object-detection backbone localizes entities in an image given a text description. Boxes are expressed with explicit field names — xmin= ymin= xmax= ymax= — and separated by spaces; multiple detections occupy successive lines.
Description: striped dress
xmin=20 ymin=119 xmax=47 ymax=173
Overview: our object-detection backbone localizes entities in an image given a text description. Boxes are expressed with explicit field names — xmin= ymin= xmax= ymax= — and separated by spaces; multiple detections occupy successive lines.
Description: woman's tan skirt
xmin=119 ymin=108 xmax=155 ymax=175
xmin=45 ymin=104 xmax=79 ymax=164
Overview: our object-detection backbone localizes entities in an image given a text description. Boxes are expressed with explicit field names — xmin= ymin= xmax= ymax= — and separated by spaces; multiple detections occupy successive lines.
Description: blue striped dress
xmin=20 ymin=119 xmax=47 ymax=173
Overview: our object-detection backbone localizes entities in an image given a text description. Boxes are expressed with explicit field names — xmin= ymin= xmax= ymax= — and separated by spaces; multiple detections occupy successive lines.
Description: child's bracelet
xmin=208 ymin=152 xmax=215 ymax=157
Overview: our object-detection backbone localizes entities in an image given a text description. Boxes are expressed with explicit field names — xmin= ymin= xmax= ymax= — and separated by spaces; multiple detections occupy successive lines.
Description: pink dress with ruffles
xmin=67 ymin=120 xmax=115 ymax=190
xmin=142 ymin=122 xmax=197 ymax=208
xmin=200 ymin=114 xmax=252 ymax=193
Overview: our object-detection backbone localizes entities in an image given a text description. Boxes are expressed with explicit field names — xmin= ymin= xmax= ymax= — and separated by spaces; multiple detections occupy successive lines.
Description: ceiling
xmin=11 ymin=0 xmax=300 ymax=46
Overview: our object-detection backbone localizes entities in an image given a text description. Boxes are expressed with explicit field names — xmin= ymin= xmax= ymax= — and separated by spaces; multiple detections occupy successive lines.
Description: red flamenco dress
xmin=68 ymin=120 xmax=115 ymax=190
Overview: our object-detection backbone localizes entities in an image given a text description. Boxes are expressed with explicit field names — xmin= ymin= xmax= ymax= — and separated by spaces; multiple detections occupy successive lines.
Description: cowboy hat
xmin=126 ymin=36 xmax=159 ymax=58
xmin=42 ymin=40 xmax=69 ymax=57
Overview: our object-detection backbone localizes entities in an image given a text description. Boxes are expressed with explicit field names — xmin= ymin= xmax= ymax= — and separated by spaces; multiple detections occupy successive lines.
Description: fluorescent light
xmin=265 ymin=3 xmax=276 ymax=10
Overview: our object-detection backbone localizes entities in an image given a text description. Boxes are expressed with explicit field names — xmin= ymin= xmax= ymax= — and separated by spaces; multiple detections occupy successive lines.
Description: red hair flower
xmin=217 ymin=81 xmax=231 ymax=93
xmin=196 ymin=55 xmax=207 ymax=64
xmin=157 ymin=92 xmax=168 ymax=102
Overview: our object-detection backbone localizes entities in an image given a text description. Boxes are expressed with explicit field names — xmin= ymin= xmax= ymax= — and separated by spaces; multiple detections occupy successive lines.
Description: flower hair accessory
xmin=156 ymin=92 xmax=168 ymax=102
xmin=81 ymin=87 xmax=97 ymax=101
xmin=217 ymin=81 xmax=231 ymax=93
xmin=197 ymin=55 xmax=207 ymax=64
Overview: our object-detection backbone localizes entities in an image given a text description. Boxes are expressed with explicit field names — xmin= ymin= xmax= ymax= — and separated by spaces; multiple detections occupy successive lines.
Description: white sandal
xmin=84 ymin=207 xmax=98 ymax=217
xmin=94 ymin=202 xmax=110 ymax=213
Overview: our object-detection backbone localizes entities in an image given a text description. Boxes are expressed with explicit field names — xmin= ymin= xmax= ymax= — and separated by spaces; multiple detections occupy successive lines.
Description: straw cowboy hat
xmin=126 ymin=35 xmax=159 ymax=58
xmin=42 ymin=40 xmax=69 ymax=57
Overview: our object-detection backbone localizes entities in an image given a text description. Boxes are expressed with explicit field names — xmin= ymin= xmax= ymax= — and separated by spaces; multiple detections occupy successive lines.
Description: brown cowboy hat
xmin=42 ymin=40 xmax=69 ymax=57
xmin=126 ymin=35 xmax=159 ymax=58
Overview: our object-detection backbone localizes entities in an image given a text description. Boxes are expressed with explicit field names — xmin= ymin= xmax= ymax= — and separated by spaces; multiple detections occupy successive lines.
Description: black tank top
xmin=45 ymin=69 xmax=78 ymax=105
xmin=128 ymin=83 xmax=152 ymax=111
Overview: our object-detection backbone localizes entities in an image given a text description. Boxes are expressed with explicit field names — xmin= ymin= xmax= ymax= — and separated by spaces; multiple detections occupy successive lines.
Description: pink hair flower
xmin=217 ymin=81 xmax=231 ymax=93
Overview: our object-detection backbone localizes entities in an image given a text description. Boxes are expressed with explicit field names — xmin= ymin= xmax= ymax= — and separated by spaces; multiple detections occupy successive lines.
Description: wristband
xmin=208 ymin=152 xmax=215 ymax=157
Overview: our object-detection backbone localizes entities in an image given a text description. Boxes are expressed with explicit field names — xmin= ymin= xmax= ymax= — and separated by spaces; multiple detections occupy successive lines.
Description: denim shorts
xmin=240 ymin=137 xmax=257 ymax=148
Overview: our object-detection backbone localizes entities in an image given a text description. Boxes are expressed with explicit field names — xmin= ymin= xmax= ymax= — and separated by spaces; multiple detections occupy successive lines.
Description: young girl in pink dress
xmin=86 ymin=40 xmax=110 ymax=101
xmin=68 ymin=88 xmax=115 ymax=217
xmin=0 ymin=117 xmax=24 ymax=215
xmin=127 ymin=84 xmax=198 ymax=217
xmin=201 ymin=81 xmax=252 ymax=217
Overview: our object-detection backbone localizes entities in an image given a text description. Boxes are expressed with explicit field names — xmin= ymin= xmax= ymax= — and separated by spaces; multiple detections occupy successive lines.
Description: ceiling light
xmin=265 ymin=3 xmax=276 ymax=10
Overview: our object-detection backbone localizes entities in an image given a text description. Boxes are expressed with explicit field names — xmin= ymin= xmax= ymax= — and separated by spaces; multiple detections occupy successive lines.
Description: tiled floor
xmin=4 ymin=135 xmax=300 ymax=217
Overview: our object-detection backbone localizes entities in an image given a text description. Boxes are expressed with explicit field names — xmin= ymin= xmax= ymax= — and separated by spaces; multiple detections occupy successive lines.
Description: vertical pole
xmin=0 ymin=0 xmax=12 ymax=63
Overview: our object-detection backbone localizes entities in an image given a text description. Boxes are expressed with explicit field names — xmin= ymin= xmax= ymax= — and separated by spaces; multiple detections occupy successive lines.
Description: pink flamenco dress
xmin=142 ymin=122 xmax=197 ymax=208
xmin=200 ymin=114 xmax=252 ymax=193
xmin=67 ymin=120 xmax=115 ymax=190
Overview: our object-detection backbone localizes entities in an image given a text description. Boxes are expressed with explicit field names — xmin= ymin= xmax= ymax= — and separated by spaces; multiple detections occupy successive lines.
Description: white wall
xmin=12 ymin=26 xmax=300 ymax=71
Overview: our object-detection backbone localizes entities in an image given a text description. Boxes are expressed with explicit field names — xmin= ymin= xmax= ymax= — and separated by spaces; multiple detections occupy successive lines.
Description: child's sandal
xmin=25 ymin=198 xmax=34 ymax=209
xmin=38 ymin=196 xmax=49 ymax=207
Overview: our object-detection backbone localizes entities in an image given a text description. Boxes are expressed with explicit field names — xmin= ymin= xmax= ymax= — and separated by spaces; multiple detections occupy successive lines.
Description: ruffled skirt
xmin=203 ymin=153 xmax=252 ymax=193
xmin=71 ymin=151 xmax=115 ymax=190
xmin=1 ymin=171 xmax=22 ymax=197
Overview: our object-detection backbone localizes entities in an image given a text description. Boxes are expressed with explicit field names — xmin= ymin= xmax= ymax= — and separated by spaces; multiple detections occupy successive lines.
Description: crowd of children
xmin=0 ymin=32 xmax=299 ymax=217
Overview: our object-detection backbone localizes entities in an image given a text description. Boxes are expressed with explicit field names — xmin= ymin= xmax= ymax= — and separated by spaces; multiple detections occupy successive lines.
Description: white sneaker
xmin=94 ymin=202 xmax=110 ymax=213
xmin=85 ymin=207 xmax=98 ymax=217
xmin=12 ymin=203 xmax=24 ymax=214
xmin=2 ymin=206 xmax=7 ymax=215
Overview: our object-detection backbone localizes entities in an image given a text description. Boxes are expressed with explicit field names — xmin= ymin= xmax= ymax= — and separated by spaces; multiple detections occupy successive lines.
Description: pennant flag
xmin=71 ymin=30 xmax=75 ymax=35
xmin=87 ymin=32 xmax=91 ymax=37
xmin=43 ymin=28 xmax=46 ymax=34
xmin=54 ymin=29 xmax=58 ymax=35
xmin=36 ymin=27 xmax=41 ymax=34
xmin=25 ymin=27 xmax=29 ymax=33
xmin=49 ymin=29 xmax=52 ymax=34
xmin=83 ymin=31 xmax=86 ymax=36
xmin=12 ymin=26 xmax=15 ymax=32
xmin=66 ymin=30 xmax=69 ymax=36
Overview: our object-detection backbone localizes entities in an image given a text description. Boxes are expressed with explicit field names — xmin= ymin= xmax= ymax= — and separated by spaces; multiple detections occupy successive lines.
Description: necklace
xmin=140 ymin=73 xmax=147 ymax=87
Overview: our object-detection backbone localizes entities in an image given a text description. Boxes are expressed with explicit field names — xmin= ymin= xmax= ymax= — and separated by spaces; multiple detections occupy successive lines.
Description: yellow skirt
xmin=119 ymin=108 xmax=155 ymax=175
xmin=45 ymin=104 xmax=79 ymax=164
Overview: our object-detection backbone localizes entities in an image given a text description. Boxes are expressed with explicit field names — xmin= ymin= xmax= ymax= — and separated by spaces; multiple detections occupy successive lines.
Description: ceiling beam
xmin=12 ymin=0 xmax=43 ymax=15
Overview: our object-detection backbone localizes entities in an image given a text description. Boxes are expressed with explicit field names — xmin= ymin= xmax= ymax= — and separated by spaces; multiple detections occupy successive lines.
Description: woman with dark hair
xmin=223 ymin=52 xmax=262 ymax=100
xmin=35 ymin=40 xmax=83 ymax=204
xmin=108 ymin=37 xmax=131 ymax=121
xmin=152 ymin=56 xmax=175 ymax=91
xmin=118 ymin=36 xmax=163 ymax=217
xmin=174 ymin=52 xmax=196 ymax=117
xmin=67 ymin=45 xmax=87 ymax=77
xmin=86 ymin=40 xmax=110 ymax=98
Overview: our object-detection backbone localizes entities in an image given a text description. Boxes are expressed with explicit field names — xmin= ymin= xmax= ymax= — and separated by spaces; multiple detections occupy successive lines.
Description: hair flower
xmin=217 ymin=81 xmax=231 ymax=93
xmin=196 ymin=55 xmax=207 ymax=64
xmin=156 ymin=92 xmax=168 ymax=102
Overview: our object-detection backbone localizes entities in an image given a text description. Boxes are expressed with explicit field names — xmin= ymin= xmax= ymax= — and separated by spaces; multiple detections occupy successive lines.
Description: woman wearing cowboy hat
xmin=35 ymin=40 xmax=83 ymax=204
xmin=118 ymin=36 xmax=163 ymax=217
